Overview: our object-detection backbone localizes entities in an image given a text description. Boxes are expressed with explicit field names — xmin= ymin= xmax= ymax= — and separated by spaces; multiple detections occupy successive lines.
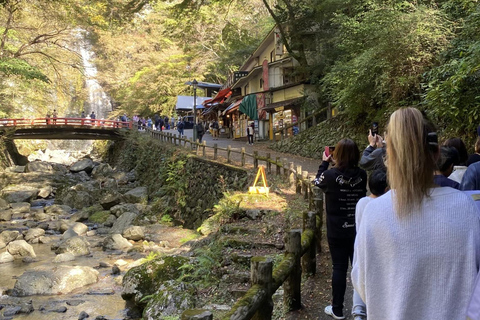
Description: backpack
xmin=213 ymin=122 xmax=219 ymax=129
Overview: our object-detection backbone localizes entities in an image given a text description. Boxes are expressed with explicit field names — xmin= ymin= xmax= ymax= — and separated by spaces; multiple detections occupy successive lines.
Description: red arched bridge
xmin=0 ymin=118 xmax=132 ymax=140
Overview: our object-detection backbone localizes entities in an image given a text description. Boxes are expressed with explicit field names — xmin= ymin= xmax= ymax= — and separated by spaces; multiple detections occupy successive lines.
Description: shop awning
xmin=175 ymin=95 xmax=211 ymax=111
xmin=262 ymin=97 xmax=305 ymax=111
xmin=222 ymin=99 xmax=243 ymax=115
xmin=204 ymin=88 xmax=232 ymax=106
xmin=239 ymin=94 xmax=258 ymax=120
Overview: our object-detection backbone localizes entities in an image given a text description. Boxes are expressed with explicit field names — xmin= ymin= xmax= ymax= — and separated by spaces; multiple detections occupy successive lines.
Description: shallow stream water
xmin=0 ymin=214 xmax=138 ymax=320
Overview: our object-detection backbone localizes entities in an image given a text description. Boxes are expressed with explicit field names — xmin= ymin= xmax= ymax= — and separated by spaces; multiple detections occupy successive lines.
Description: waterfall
xmin=38 ymin=30 xmax=113 ymax=156
xmin=75 ymin=29 xmax=112 ymax=119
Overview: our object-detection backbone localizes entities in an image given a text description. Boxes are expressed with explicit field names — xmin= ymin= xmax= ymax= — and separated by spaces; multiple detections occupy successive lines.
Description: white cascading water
xmin=78 ymin=30 xmax=112 ymax=119
xmin=38 ymin=30 xmax=114 ymax=161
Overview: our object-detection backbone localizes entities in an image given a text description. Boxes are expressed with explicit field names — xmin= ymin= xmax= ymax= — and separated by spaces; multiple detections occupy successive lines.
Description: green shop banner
xmin=239 ymin=94 xmax=258 ymax=120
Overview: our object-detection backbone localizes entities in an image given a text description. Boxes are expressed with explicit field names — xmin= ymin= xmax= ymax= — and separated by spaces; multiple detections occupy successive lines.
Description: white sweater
xmin=352 ymin=187 xmax=480 ymax=320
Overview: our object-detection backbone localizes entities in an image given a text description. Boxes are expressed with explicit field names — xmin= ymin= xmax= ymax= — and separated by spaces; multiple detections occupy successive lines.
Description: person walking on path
xmin=212 ymin=120 xmax=219 ymax=140
xmin=197 ymin=122 xmax=205 ymax=142
xmin=52 ymin=109 xmax=58 ymax=124
xmin=177 ymin=120 xmax=184 ymax=137
xmin=314 ymin=139 xmax=367 ymax=320
xmin=352 ymin=107 xmax=480 ymax=320
xmin=247 ymin=122 xmax=254 ymax=145
xmin=90 ymin=111 xmax=96 ymax=125
xmin=45 ymin=111 xmax=51 ymax=125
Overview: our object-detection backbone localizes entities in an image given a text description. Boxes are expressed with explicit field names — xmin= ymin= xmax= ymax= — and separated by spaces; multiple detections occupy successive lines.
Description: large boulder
xmin=52 ymin=236 xmax=90 ymax=256
xmin=1 ymin=230 xmax=20 ymax=244
xmin=38 ymin=186 xmax=53 ymax=199
xmin=53 ymin=252 xmax=75 ymax=263
xmin=25 ymin=161 xmax=53 ymax=173
xmin=10 ymin=202 xmax=30 ymax=214
xmin=92 ymin=163 xmax=114 ymax=179
xmin=99 ymin=190 xmax=123 ymax=210
xmin=70 ymin=158 xmax=94 ymax=174
xmin=45 ymin=204 xmax=72 ymax=216
xmin=24 ymin=228 xmax=45 ymax=244
xmin=10 ymin=266 xmax=99 ymax=296
xmin=123 ymin=187 xmax=148 ymax=204
xmin=122 ymin=256 xmax=189 ymax=304
xmin=69 ymin=222 xmax=88 ymax=236
xmin=110 ymin=212 xmax=138 ymax=234
xmin=70 ymin=204 xmax=103 ymax=222
xmin=143 ymin=281 xmax=196 ymax=320
xmin=0 ymin=252 xmax=14 ymax=264
xmin=0 ymin=198 xmax=9 ymax=210
xmin=110 ymin=203 xmax=144 ymax=218
xmin=0 ymin=209 xmax=12 ymax=221
xmin=1 ymin=186 xmax=39 ymax=203
xmin=72 ymin=181 xmax=100 ymax=193
xmin=7 ymin=240 xmax=36 ymax=259
xmin=123 ymin=226 xmax=145 ymax=241
xmin=102 ymin=234 xmax=132 ymax=251
xmin=61 ymin=190 xmax=93 ymax=210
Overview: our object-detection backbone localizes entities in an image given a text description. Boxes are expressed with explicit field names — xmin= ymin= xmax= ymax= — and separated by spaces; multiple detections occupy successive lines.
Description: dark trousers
xmin=248 ymin=134 xmax=253 ymax=144
xmin=327 ymin=236 xmax=355 ymax=316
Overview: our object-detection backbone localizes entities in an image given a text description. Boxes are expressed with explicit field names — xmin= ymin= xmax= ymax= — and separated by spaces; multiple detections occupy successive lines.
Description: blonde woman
xmin=352 ymin=107 xmax=480 ymax=320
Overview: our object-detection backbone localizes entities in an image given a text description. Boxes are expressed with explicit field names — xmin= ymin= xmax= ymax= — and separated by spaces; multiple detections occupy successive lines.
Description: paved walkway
xmin=161 ymin=128 xmax=321 ymax=178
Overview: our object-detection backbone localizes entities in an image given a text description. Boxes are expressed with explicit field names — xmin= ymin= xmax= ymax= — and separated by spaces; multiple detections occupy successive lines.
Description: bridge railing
xmin=0 ymin=118 xmax=132 ymax=128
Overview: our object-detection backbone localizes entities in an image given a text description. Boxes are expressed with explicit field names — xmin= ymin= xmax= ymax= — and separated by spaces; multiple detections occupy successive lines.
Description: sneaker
xmin=324 ymin=306 xmax=345 ymax=320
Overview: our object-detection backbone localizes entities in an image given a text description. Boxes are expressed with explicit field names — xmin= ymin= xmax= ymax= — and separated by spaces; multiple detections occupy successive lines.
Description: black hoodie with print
xmin=315 ymin=161 xmax=367 ymax=239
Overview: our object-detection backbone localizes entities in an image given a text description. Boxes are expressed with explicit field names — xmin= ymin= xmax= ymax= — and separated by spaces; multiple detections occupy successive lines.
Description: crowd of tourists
xmin=314 ymin=107 xmax=480 ymax=320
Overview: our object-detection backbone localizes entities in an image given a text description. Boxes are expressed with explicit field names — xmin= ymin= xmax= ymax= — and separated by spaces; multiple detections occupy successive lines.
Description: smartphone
xmin=372 ymin=122 xmax=379 ymax=137
xmin=325 ymin=146 xmax=335 ymax=157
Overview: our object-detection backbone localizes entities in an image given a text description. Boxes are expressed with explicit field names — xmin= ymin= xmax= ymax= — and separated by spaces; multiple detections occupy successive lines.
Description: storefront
xmin=263 ymin=97 xmax=303 ymax=140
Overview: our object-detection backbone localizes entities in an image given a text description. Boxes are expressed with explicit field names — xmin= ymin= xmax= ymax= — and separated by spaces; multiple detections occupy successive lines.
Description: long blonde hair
xmin=386 ymin=108 xmax=437 ymax=216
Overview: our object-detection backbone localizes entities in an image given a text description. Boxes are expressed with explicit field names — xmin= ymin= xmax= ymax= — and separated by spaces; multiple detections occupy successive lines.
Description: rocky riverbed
xmin=0 ymin=152 xmax=198 ymax=320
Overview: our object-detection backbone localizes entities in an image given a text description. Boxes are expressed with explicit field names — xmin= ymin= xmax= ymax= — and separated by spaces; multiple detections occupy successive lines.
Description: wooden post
xmin=202 ymin=141 xmax=206 ymax=158
xmin=312 ymin=114 xmax=317 ymax=127
xmin=302 ymin=212 xmax=316 ymax=275
xmin=189 ymin=138 xmax=194 ymax=150
xmin=254 ymin=151 xmax=259 ymax=169
xmin=289 ymin=162 xmax=295 ymax=186
xmin=214 ymin=144 xmax=218 ymax=160
xmin=296 ymin=165 xmax=302 ymax=194
xmin=302 ymin=171 xmax=309 ymax=200
xmin=196 ymin=142 xmax=201 ymax=156
xmin=283 ymin=158 xmax=289 ymax=178
xmin=284 ymin=230 xmax=302 ymax=311
xmin=312 ymin=186 xmax=323 ymax=253
xmin=276 ymin=157 xmax=281 ymax=175
xmin=241 ymin=148 xmax=246 ymax=167
xmin=227 ymin=145 xmax=231 ymax=164
xmin=266 ymin=153 xmax=272 ymax=174
xmin=173 ymin=134 xmax=177 ymax=146
xmin=251 ymin=257 xmax=273 ymax=320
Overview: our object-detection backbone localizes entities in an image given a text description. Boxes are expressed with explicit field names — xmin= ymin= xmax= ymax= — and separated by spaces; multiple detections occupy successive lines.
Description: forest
xmin=0 ymin=0 xmax=479 ymax=135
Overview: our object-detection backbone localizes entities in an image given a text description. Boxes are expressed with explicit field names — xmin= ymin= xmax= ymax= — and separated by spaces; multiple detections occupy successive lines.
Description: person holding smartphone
xmin=359 ymin=123 xmax=386 ymax=171
xmin=314 ymin=139 xmax=367 ymax=319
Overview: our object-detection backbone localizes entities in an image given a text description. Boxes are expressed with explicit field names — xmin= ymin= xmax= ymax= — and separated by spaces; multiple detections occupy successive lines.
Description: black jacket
xmin=315 ymin=161 xmax=367 ymax=238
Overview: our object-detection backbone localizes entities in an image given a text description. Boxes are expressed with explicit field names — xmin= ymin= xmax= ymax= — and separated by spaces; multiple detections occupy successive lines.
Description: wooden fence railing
xmin=138 ymin=124 xmax=325 ymax=320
